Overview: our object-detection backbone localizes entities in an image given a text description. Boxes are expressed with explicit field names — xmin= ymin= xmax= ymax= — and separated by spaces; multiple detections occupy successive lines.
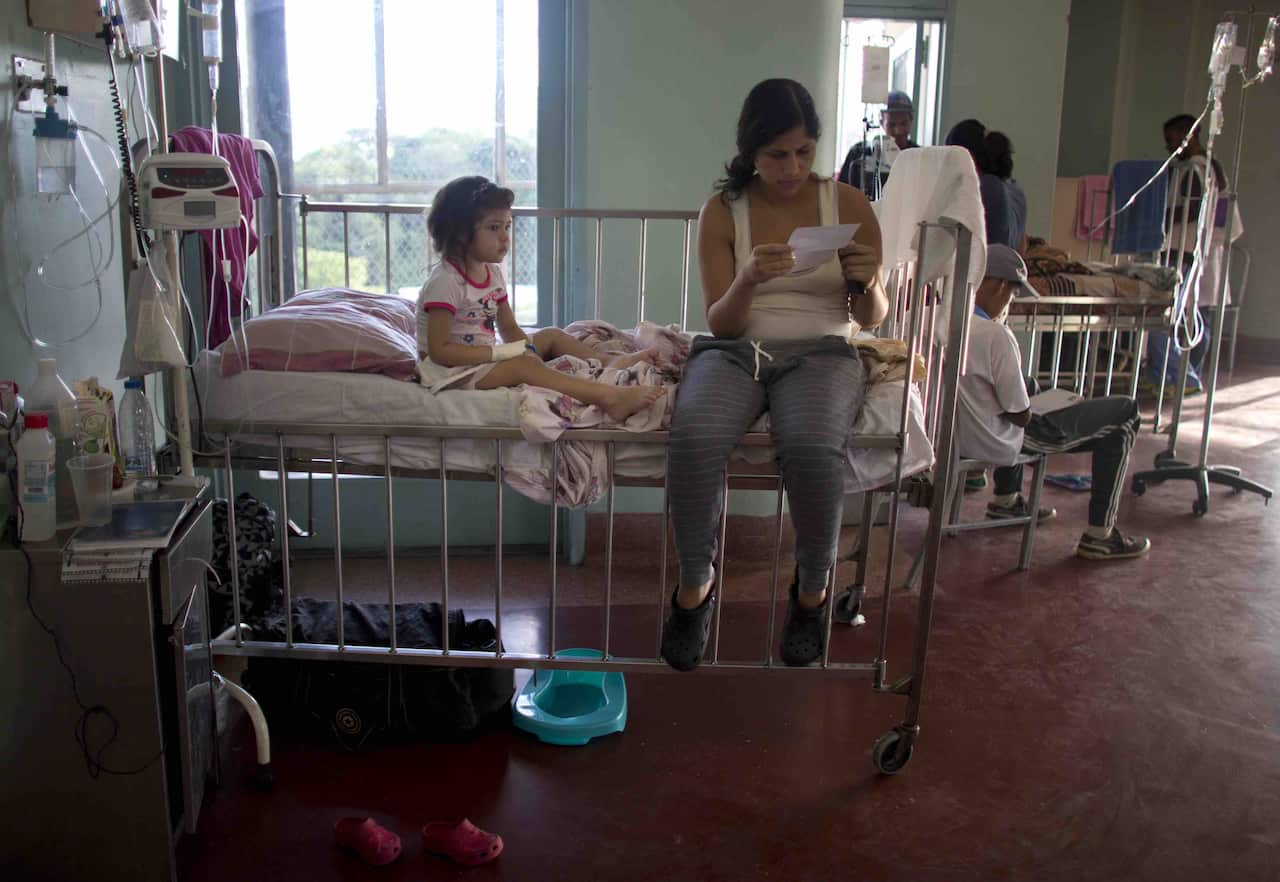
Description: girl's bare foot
xmin=601 ymin=385 xmax=664 ymax=422
xmin=607 ymin=348 xmax=657 ymax=370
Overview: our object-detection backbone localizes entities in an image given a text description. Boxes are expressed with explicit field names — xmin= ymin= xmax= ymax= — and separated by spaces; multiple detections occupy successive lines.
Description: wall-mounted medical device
xmin=136 ymin=152 xmax=240 ymax=231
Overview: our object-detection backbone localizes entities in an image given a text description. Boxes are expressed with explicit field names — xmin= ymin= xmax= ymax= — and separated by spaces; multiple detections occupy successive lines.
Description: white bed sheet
xmin=192 ymin=351 xmax=933 ymax=498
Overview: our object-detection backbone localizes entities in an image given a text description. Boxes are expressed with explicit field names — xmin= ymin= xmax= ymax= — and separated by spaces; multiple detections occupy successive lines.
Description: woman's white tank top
xmin=730 ymin=176 xmax=855 ymax=341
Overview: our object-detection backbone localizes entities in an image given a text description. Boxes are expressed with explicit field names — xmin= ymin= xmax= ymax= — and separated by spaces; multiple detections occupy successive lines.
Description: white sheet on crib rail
xmin=192 ymin=351 xmax=932 ymax=501
xmin=874 ymin=145 xmax=988 ymax=319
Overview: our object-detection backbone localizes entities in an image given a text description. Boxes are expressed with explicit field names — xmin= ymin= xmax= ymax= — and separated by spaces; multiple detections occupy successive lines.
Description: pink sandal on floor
xmin=334 ymin=817 xmax=402 ymax=866
xmin=421 ymin=819 xmax=503 ymax=866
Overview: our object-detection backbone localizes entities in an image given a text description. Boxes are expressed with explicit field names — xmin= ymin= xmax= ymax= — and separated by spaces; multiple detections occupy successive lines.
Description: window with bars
xmin=239 ymin=0 xmax=539 ymax=323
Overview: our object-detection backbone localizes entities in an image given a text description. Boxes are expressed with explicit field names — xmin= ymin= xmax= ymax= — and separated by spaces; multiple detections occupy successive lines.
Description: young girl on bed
xmin=417 ymin=176 xmax=662 ymax=422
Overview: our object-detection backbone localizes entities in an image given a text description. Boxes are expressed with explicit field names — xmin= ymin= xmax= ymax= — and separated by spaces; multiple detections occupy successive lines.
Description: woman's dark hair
xmin=426 ymin=176 xmax=515 ymax=259
xmin=985 ymin=131 xmax=1014 ymax=180
xmin=716 ymin=78 xmax=821 ymax=197
xmin=945 ymin=118 xmax=995 ymax=175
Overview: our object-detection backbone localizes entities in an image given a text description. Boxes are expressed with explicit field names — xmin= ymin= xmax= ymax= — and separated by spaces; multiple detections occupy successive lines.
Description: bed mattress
xmin=192 ymin=351 xmax=933 ymax=502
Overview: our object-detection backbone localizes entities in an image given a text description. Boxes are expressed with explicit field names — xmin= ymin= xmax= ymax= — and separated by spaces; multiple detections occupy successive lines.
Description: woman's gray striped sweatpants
xmin=668 ymin=335 xmax=867 ymax=596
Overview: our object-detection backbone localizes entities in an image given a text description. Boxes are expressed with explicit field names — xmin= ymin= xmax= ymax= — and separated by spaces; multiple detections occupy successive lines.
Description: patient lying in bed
xmin=417 ymin=175 xmax=663 ymax=423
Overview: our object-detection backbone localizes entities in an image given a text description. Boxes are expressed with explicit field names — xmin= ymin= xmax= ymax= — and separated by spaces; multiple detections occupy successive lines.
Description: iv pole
xmin=1131 ymin=9 xmax=1275 ymax=515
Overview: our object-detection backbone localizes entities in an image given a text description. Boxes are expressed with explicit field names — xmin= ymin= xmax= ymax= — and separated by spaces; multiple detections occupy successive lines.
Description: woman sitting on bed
xmin=417 ymin=176 xmax=662 ymax=422
xmin=660 ymin=78 xmax=889 ymax=671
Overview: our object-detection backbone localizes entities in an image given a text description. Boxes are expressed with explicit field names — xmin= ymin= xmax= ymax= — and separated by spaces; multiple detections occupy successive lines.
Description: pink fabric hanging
xmin=1075 ymin=175 xmax=1110 ymax=241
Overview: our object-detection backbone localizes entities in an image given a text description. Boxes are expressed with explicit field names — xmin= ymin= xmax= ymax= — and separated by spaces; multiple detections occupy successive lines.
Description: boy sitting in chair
xmin=957 ymin=245 xmax=1151 ymax=561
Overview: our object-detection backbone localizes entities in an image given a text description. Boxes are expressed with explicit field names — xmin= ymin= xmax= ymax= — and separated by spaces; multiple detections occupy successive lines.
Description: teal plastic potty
xmin=512 ymin=649 xmax=627 ymax=746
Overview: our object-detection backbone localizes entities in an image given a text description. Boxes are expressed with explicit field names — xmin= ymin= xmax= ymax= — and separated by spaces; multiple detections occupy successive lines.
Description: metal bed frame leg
xmin=223 ymin=445 xmax=244 ymax=646
xmin=1018 ymin=456 xmax=1047 ymax=571
xmin=1049 ymin=314 xmax=1065 ymax=389
xmin=603 ymin=443 xmax=616 ymax=660
xmin=438 ymin=438 xmax=450 ymax=655
xmin=656 ymin=462 xmax=670 ymax=660
xmin=1105 ymin=321 xmax=1119 ymax=397
xmin=385 ymin=437 xmax=397 ymax=653
xmin=709 ymin=472 xmax=730 ymax=665
xmin=1152 ymin=322 xmax=1177 ymax=435
xmin=330 ymin=436 xmax=345 ymax=650
xmin=1129 ymin=322 xmax=1148 ymax=400
xmin=275 ymin=437 xmax=293 ymax=649
xmin=834 ymin=491 xmax=876 ymax=625
xmin=873 ymin=223 xmax=974 ymax=776
xmin=762 ymin=479 xmax=786 ymax=665
xmin=549 ymin=441 xmax=559 ymax=658
xmin=494 ymin=440 xmax=504 ymax=657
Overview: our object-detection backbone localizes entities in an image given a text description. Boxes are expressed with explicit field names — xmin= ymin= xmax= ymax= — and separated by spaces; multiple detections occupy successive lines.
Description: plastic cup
xmin=67 ymin=453 xmax=115 ymax=526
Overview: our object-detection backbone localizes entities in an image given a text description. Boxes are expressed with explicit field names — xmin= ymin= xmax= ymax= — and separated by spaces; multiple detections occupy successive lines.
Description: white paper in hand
xmin=787 ymin=224 xmax=859 ymax=274
xmin=1029 ymin=387 xmax=1083 ymax=416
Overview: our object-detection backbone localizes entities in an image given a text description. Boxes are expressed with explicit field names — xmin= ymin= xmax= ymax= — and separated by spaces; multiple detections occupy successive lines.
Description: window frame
xmin=283 ymin=0 xmax=536 ymax=199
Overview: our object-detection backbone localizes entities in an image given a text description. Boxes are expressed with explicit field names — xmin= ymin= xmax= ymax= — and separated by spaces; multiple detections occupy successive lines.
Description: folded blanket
xmin=1024 ymin=243 xmax=1094 ymax=278
xmin=855 ymin=337 xmax=927 ymax=385
xmin=1094 ymin=262 xmax=1178 ymax=291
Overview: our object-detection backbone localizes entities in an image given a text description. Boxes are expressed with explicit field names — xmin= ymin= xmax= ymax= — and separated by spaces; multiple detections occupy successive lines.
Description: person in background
xmin=945 ymin=118 xmax=1017 ymax=249
xmin=985 ymin=130 xmax=1027 ymax=252
xmin=1142 ymin=113 xmax=1241 ymax=395
xmin=958 ymin=246 xmax=1150 ymax=561
xmin=837 ymin=90 xmax=919 ymax=200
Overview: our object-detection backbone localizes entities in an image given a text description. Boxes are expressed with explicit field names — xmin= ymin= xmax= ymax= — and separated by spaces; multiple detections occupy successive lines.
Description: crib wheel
xmin=872 ymin=729 xmax=913 ymax=775
xmin=1131 ymin=478 xmax=1146 ymax=496
xmin=834 ymin=588 xmax=863 ymax=624
xmin=1192 ymin=497 xmax=1208 ymax=518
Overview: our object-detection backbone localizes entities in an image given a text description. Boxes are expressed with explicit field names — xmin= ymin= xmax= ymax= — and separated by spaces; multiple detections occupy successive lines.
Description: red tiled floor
xmin=178 ymin=366 xmax=1280 ymax=882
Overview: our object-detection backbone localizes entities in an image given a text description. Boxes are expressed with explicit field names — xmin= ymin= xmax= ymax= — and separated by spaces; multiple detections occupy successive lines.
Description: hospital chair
xmin=905 ymin=451 xmax=1048 ymax=589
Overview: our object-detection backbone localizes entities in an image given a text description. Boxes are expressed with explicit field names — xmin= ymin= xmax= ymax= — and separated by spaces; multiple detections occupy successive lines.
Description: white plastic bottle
xmin=16 ymin=412 xmax=56 ymax=542
xmin=24 ymin=358 xmax=78 ymax=527
xmin=119 ymin=378 xmax=158 ymax=491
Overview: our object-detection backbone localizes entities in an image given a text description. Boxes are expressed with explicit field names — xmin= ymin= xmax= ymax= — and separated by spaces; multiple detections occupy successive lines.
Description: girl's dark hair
xmin=945 ymin=118 xmax=995 ymax=175
xmin=716 ymin=78 xmax=821 ymax=197
xmin=427 ymin=176 xmax=515 ymax=259
xmin=984 ymin=131 xmax=1014 ymax=180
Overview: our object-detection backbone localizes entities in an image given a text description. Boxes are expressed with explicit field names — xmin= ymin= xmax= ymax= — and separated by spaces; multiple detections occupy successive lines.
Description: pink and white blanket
xmin=505 ymin=321 xmax=683 ymax=506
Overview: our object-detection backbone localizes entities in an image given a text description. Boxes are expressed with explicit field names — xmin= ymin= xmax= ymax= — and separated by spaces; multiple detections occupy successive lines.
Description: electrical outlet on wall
xmin=13 ymin=56 xmax=47 ymax=113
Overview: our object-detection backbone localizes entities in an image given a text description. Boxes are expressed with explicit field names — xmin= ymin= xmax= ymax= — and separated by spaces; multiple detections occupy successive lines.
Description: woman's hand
xmin=838 ymin=241 xmax=880 ymax=289
xmin=741 ymin=244 xmax=795 ymax=285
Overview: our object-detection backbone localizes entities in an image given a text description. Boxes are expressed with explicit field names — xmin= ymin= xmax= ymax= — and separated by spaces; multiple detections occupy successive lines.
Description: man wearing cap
xmin=838 ymin=91 xmax=919 ymax=200
xmin=957 ymin=245 xmax=1150 ymax=561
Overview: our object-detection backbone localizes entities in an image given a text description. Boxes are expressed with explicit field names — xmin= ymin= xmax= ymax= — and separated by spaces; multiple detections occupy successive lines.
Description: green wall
xmin=1056 ymin=0 xmax=1127 ymax=177
xmin=568 ymin=0 xmax=843 ymax=516
xmin=0 ymin=14 xmax=132 ymax=406
xmin=942 ymin=0 xmax=1072 ymax=240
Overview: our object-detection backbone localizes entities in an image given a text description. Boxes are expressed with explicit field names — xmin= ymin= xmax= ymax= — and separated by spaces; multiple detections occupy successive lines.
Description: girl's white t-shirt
xmin=416 ymin=259 xmax=508 ymax=352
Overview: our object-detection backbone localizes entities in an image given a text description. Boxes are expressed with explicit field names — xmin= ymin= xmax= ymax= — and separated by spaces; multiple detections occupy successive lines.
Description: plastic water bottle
xmin=119 ymin=378 xmax=159 ymax=491
xmin=16 ymin=413 xmax=56 ymax=542
xmin=24 ymin=358 xmax=78 ymax=527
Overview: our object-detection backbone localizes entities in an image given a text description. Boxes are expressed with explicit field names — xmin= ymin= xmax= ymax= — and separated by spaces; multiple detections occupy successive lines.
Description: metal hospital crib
xmin=191 ymin=143 xmax=978 ymax=776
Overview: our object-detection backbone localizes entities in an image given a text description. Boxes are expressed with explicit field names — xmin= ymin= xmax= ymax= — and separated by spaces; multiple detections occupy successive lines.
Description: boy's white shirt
xmin=955 ymin=313 xmax=1030 ymax=467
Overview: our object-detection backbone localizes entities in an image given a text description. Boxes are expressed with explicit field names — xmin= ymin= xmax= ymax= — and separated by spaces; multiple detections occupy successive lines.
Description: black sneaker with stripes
xmin=1075 ymin=529 xmax=1151 ymax=560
